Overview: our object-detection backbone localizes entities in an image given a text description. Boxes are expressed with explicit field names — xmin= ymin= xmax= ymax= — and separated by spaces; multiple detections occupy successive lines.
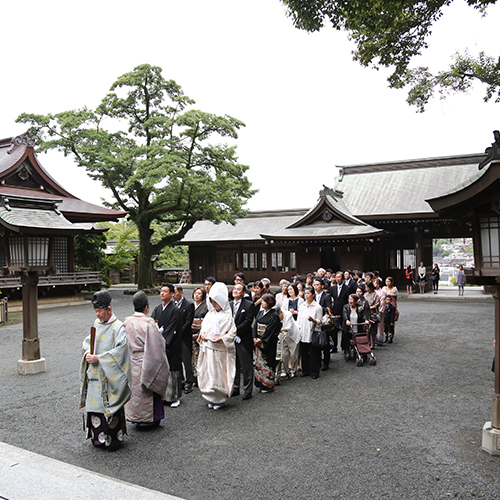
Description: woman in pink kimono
xmin=124 ymin=291 xmax=170 ymax=427
xmin=197 ymin=282 xmax=236 ymax=410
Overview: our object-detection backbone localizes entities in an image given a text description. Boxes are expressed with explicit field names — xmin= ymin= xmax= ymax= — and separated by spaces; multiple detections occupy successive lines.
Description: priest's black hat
xmin=92 ymin=290 xmax=112 ymax=309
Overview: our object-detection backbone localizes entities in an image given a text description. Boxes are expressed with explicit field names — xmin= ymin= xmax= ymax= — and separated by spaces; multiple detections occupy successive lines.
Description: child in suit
xmin=383 ymin=295 xmax=396 ymax=343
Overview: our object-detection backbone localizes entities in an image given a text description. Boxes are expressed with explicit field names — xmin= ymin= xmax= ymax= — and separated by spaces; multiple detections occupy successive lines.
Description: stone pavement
xmin=0 ymin=441 xmax=182 ymax=500
xmin=1 ymin=287 xmax=499 ymax=499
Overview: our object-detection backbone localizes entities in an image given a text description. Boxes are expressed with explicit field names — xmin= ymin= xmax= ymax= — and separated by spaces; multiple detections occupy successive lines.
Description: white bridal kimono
xmin=197 ymin=283 xmax=237 ymax=405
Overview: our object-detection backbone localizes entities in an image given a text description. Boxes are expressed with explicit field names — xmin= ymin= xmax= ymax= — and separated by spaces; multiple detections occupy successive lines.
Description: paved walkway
xmin=0 ymin=442 xmax=182 ymax=500
xmin=1 ymin=288 xmax=499 ymax=499
xmin=400 ymin=285 xmax=492 ymax=302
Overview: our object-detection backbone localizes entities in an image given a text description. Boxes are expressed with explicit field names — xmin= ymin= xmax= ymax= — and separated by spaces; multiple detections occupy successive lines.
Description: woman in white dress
xmin=197 ymin=282 xmax=236 ymax=410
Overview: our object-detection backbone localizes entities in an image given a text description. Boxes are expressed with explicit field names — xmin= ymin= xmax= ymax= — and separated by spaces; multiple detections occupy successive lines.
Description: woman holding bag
xmin=297 ymin=286 xmax=323 ymax=379
xmin=364 ymin=281 xmax=381 ymax=349
xmin=431 ymin=263 xmax=440 ymax=294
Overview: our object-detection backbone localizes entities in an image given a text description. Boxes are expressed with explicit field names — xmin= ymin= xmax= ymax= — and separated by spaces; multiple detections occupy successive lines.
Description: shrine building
xmin=0 ymin=133 xmax=126 ymax=293
xmin=181 ymin=152 xmax=487 ymax=287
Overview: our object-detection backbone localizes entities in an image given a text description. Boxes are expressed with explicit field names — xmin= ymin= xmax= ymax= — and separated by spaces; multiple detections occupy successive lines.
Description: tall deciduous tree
xmin=281 ymin=0 xmax=498 ymax=111
xmin=17 ymin=64 xmax=256 ymax=288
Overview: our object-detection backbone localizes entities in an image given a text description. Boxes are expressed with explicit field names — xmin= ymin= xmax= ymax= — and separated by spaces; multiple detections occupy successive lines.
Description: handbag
xmin=370 ymin=311 xmax=381 ymax=323
xmin=311 ymin=329 xmax=328 ymax=348
xmin=321 ymin=313 xmax=335 ymax=331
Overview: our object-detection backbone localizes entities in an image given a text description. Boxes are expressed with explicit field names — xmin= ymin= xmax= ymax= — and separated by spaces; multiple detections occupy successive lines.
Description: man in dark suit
xmin=233 ymin=272 xmax=252 ymax=299
xmin=330 ymin=271 xmax=352 ymax=355
xmin=174 ymin=285 xmax=195 ymax=394
xmin=354 ymin=270 xmax=366 ymax=292
xmin=261 ymin=278 xmax=275 ymax=296
xmin=151 ymin=283 xmax=182 ymax=407
xmin=313 ymin=278 xmax=332 ymax=312
xmin=343 ymin=270 xmax=358 ymax=295
xmin=317 ymin=268 xmax=331 ymax=288
xmin=313 ymin=277 xmax=332 ymax=370
xmin=230 ymin=283 xmax=255 ymax=400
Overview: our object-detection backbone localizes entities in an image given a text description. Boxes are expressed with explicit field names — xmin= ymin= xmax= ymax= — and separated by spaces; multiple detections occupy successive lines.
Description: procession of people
xmin=80 ymin=264 xmax=454 ymax=448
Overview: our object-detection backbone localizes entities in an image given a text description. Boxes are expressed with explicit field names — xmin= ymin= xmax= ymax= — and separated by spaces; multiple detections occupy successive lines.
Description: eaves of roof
xmin=426 ymin=159 xmax=500 ymax=217
xmin=0 ymin=186 xmax=127 ymax=222
xmin=0 ymin=135 xmax=127 ymax=222
xmin=0 ymin=207 xmax=80 ymax=234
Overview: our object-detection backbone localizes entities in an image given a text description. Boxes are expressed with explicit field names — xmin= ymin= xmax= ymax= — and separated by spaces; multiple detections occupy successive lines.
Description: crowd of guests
xmin=407 ymin=261 xmax=466 ymax=296
xmin=79 ymin=268 xmax=401 ymax=449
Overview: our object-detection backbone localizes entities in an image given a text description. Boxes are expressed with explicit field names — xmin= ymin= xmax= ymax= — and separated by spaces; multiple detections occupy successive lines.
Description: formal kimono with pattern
xmin=124 ymin=312 xmax=170 ymax=424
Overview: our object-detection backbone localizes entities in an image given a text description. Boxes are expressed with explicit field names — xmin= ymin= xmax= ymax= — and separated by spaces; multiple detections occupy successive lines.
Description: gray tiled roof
xmin=260 ymin=222 xmax=383 ymax=239
xmin=182 ymin=153 xmax=489 ymax=244
xmin=0 ymin=203 xmax=78 ymax=232
xmin=182 ymin=212 xmax=305 ymax=243
xmin=182 ymin=193 xmax=384 ymax=243
xmin=336 ymin=153 xmax=487 ymax=218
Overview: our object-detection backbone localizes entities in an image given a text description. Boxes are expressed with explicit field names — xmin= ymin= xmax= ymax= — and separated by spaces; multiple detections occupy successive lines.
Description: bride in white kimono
xmin=197 ymin=282 xmax=236 ymax=410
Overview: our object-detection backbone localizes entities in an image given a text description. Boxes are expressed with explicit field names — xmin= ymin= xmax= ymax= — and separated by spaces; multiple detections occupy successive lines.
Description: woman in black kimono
xmin=253 ymin=293 xmax=282 ymax=393
xmin=191 ymin=287 xmax=209 ymax=386
xmin=431 ymin=263 xmax=440 ymax=294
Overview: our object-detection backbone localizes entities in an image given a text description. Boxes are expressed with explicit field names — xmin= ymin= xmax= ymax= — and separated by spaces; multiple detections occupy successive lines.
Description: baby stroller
xmin=344 ymin=323 xmax=376 ymax=367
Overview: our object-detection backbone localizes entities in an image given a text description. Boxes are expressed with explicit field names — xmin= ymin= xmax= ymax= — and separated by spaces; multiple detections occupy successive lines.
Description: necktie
xmin=233 ymin=301 xmax=240 ymax=318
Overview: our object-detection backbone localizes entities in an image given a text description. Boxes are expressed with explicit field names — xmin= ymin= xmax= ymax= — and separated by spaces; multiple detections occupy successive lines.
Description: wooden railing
xmin=0 ymin=271 xmax=102 ymax=288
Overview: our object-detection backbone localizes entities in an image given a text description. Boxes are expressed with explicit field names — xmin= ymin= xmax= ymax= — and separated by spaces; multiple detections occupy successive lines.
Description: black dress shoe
xmin=301 ymin=373 xmax=310 ymax=377
xmin=184 ymin=384 xmax=193 ymax=394
xmin=311 ymin=374 xmax=319 ymax=379
xmin=321 ymin=366 xmax=329 ymax=371
xmin=231 ymin=389 xmax=240 ymax=397
xmin=242 ymin=393 xmax=252 ymax=400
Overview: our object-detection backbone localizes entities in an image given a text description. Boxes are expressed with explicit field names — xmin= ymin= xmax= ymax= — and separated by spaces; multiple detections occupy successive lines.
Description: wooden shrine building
xmin=0 ymin=133 xmax=126 ymax=293
xmin=182 ymin=152 xmax=487 ymax=287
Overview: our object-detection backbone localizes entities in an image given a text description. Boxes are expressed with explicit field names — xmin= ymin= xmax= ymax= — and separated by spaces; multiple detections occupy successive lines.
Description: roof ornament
xmin=319 ymin=185 xmax=344 ymax=200
xmin=52 ymin=201 xmax=62 ymax=216
xmin=479 ymin=130 xmax=500 ymax=170
xmin=7 ymin=133 xmax=36 ymax=155
xmin=2 ymin=197 xmax=12 ymax=211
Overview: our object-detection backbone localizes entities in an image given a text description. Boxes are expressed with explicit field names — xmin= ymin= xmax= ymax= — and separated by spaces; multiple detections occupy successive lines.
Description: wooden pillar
xmin=21 ymin=271 xmax=40 ymax=361
xmin=493 ymin=284 xmax=500 ymax=429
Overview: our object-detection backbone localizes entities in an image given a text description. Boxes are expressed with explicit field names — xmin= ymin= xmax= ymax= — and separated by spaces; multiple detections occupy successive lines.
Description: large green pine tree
xmin=18 ymin=64 xmax=256 ymax=288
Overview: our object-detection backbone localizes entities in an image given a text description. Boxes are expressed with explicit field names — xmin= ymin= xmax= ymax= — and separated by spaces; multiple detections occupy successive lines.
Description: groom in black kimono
xmin=151 ymin=283 xmax=181 ymax=407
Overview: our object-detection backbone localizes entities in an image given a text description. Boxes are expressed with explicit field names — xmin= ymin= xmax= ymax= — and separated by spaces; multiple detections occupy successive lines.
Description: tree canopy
xmin=18 ymin=64 xmax=255 ymax=288
xmin=102 ymin=220 xmax=189 ymax=271
xmin=281 ymin=0 xmax=499 ymax=111
xmin=74 ymin=233 xmax=107 ymax=270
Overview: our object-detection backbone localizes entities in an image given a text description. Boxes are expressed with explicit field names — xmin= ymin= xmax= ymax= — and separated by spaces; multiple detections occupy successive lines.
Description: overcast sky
xmin=2 ymin=0 xmax=499 ymax=213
